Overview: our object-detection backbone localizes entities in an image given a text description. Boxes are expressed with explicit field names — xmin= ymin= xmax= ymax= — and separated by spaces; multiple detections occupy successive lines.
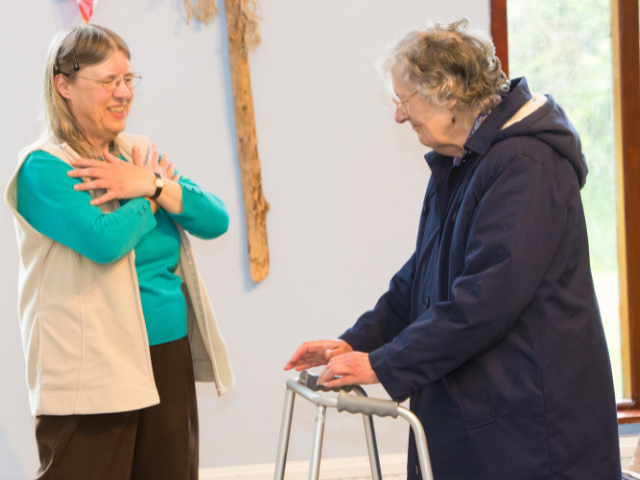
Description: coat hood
xmin=465 ymin=77 xmax=588 ymax=188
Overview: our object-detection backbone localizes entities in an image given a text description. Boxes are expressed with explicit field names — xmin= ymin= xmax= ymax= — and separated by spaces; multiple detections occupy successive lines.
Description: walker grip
xmin=299 ymin=370 xmax=353 ymax=393
xmin=337 ymin=391 xmax=398 ymax=418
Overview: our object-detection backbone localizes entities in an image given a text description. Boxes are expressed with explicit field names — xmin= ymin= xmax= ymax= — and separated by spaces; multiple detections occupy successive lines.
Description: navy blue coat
xmin=340 ymin=79 xmax=620 ymax=480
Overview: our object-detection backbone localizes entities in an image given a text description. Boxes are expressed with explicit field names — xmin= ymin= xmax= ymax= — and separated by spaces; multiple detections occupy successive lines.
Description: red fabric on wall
xmin=77 ymin=0 xmax=99 ymax=24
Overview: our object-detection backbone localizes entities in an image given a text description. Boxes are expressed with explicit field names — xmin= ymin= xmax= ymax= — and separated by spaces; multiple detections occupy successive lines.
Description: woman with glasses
xmin=5 ymin=24 xmax=234 ymax=480
xmin=285 ymin=19 xmax=620 ymax=480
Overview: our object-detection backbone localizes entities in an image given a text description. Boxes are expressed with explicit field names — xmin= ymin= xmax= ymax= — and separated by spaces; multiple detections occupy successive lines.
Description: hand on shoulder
xmin=66 ymin=142 xmax=181 ymax=207
xmin=68 ymin=149 xmax=156 ymax=206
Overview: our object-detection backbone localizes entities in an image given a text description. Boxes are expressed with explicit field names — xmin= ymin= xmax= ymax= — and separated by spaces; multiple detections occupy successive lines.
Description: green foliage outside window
xmin=508 ymin=0 xmax=622 ymax=397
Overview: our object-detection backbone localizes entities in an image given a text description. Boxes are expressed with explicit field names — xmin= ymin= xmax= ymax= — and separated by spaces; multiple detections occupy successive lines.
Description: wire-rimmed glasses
xmin=76 ymin=73 xmax=142 ymax=91
xmin=392 ymin=90 xmax=419 ymax=113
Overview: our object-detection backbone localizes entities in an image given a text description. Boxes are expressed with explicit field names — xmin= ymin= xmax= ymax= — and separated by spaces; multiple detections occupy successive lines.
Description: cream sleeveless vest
xmin=5 ymin=134 xmax=235 ymax=416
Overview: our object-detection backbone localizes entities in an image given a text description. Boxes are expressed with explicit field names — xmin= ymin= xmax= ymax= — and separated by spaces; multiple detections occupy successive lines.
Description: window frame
xmin=490 ymin=0 xmax=640 ymax=424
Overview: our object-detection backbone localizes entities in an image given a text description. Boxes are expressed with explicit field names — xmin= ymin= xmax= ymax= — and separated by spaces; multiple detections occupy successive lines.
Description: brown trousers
xmin=34 ymin=336 xmax=199 ymax=480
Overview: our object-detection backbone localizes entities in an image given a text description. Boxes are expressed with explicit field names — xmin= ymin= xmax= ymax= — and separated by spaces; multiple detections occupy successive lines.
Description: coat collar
xmin=463 ymin=77 xmax=533 ymax=156
xmin=424 ymin=78 xmax=533 ymax=169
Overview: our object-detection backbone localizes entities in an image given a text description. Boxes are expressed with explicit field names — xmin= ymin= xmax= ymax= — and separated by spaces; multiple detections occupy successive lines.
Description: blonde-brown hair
xmin=43 ymin=25 xmax=131 ymax=159
xmin=378 ymin=18 xmax=510 ymax=115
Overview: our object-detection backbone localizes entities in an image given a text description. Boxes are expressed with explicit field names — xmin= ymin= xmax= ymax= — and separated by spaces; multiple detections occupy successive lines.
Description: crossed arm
xmin=18 ymin=144 xmax=228 ymax=264
xmin=284 ymin=155 xmax=568 ymax=398
xmin=67 ymin=144 xmax=183 ymax=214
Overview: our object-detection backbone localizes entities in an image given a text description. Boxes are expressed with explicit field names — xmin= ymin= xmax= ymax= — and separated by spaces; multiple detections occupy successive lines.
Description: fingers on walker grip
xmin=337 ymin=391 xmax=398 ymax=418
xmin=300 ymin=370 xmax=352 ymax=393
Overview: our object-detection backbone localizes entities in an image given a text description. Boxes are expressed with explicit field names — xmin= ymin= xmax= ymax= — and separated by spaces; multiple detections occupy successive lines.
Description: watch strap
xmin=150 ymin=172 xmax=163 ymax=200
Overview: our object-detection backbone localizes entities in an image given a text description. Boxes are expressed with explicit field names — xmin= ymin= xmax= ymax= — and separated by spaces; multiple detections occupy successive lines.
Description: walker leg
xmin=274 ymin=388 xmax=296 ymax=480
xmin=308 ymin=405 xmax=327 ymax=480
xmin=352 ymin=386 xmax=382 ymax=480
xmin=398 ymin=407 xmax=434 ymax=480
xmin=362 ymin=414 xmax=382 ymax=480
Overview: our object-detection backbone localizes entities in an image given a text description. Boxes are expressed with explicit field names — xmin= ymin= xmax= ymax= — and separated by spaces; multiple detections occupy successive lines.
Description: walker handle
xmin=299 ymin=370 xmax=353 ymax=393
xmin=337 ymin=391 xmax=398 ymax=419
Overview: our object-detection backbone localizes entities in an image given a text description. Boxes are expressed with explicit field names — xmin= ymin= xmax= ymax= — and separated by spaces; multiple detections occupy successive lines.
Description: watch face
xmin=155 ymin=177 xmax=164 ymax=188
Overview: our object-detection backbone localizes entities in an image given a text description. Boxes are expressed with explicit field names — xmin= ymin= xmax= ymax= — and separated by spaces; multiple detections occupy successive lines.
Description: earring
xmin=452 ymin=116 xmax=456 ymax=124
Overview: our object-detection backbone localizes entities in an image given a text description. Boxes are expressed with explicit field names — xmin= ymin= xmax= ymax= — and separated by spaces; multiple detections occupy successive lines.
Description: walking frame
xmin=274 ymin=371 xmax=434 ymax=480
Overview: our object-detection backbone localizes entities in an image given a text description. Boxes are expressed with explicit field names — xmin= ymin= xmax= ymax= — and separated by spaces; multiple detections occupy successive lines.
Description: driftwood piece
xmin=224 ymin=0 xmax=270 ymax=283
xmin=183 ymin=0 xmax=218 ymax=25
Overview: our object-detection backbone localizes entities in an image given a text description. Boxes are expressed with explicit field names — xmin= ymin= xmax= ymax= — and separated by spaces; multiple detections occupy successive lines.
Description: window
xmin=491 ymin=0 xmax=640 ymax=422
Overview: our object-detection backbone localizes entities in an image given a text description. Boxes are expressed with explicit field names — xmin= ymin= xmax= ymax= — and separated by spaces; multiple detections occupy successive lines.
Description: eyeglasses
xmin=392 ymin=91 xmax=419 ymax=113
xmin=75 ymin=73 xmax=142 ymax=91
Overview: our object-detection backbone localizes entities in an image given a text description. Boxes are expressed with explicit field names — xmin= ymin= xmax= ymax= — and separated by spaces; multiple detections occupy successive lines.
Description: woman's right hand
xmin=68 ymin=144 xmax=180 ymax=208
xmin=284 ymin=340 xmax=354 ymax=372
xmin=68 ymin=149 xmax=157 ymax=206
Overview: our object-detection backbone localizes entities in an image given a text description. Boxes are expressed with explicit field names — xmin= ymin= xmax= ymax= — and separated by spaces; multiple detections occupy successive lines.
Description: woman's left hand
xmin=138 ymin=144 xmax=180 ymax=181
xmin=316 ymin=352 xmax=379 ymax=388
xmin=135 ymin=143 xmax=184 ymax=214
xmin=68 ymin=149 xmax=156 ymax=206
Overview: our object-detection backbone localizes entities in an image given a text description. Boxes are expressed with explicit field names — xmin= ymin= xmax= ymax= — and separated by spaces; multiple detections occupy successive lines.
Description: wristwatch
xmin=150 ymin=172 xmax=164 ymax=200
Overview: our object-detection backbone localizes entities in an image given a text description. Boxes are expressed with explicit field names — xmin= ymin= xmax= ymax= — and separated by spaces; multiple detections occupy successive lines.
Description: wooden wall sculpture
xmin=184 ymin=0 xmax=270 ymax=283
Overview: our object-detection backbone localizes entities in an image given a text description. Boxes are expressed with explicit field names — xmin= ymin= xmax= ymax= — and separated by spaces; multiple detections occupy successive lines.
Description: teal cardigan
xmin=17 ymin=150 xmax=229 ymax=346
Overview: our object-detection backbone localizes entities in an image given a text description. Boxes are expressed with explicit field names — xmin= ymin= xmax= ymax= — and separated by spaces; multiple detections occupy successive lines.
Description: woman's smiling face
xmin=391 ymin=75 xmax=459 ymax=155
xmin=57 ymin=51 xmax=134 ymax=149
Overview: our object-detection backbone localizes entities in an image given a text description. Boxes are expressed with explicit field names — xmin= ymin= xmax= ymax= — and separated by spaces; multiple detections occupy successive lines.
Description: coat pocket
xmin=453 ymin=360 xmax=497 ymax=429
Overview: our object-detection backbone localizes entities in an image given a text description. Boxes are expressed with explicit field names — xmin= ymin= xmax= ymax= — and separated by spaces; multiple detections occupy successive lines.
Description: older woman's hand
xmin=284 ymin=339 xmax=353 ymax=372
xmin=68 ymin=149 xmax=157 ymax=206
xmin=316 ymin=352 xmax=379 ymax=388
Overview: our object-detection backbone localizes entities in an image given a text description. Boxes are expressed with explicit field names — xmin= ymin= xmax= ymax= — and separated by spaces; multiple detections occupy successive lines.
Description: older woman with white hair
xmin=5 ymin=24 xmax=234 ymax=480
xmin=285 ymin=19 xmax=620 ymax=480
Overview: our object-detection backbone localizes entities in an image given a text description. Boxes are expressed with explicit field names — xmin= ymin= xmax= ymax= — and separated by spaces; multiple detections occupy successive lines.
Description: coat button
xmin=424 ymin=298 xmax=430 ymax=310
xmin=415 ymin=465 xmax=419 ymax=475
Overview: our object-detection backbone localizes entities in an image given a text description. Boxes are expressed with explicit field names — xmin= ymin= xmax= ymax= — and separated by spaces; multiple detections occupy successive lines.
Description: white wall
xmin=0 ymin=1 xmax=489 ymax=478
